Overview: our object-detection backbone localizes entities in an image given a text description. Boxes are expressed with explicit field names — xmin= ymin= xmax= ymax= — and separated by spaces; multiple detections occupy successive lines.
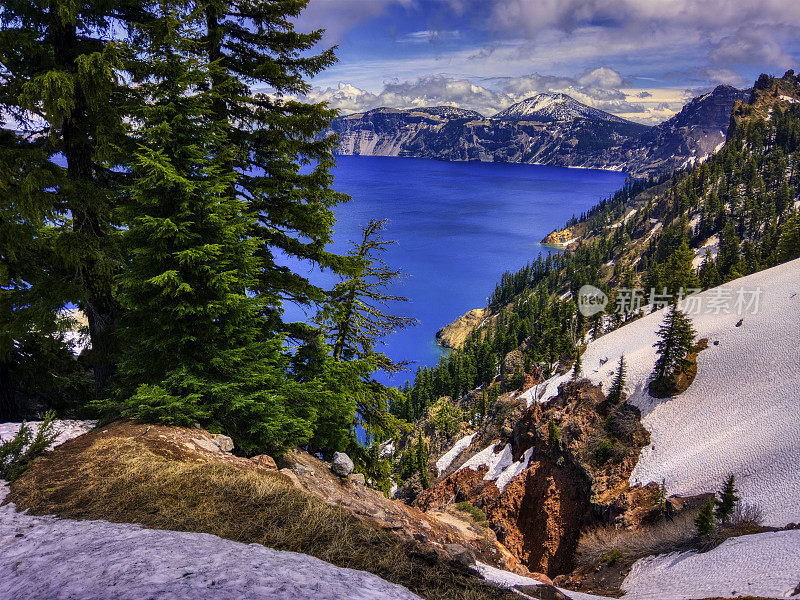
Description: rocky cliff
xmin=403 ymin=379 xmax=654 ymax=578
xmin=324 ymin=87 xmax=748 ymax=176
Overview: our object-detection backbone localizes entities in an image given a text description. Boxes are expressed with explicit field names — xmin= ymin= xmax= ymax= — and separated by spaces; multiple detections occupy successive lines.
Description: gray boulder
xmin=331 ymin=452 xmax=354 ymax=477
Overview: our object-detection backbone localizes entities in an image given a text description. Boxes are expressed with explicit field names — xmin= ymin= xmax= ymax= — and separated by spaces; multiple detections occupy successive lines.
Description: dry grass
xmin=576 ymin=510 xmax=700 ymax=566
xmin=7 ymin=435 xmax=516 ymax=600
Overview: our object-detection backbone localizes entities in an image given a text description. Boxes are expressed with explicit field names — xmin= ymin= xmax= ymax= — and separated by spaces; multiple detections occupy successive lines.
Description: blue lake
xmin=285 ymin=156 xmax=627 ymax=384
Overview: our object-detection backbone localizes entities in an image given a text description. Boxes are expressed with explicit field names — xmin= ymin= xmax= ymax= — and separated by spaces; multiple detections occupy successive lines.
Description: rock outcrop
xmin=435 ymin=308 xmax=489 ymax=350
xmin=412 ymin=380 xmax=652 ymax=577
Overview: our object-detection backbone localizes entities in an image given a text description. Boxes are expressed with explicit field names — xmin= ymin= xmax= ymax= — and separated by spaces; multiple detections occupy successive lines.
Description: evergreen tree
xmin=653 ymin=305 xmax=696 ymax=384
xmin=695 ymin=498 xmax=716 ymax=538
xmin=315 ymin=219 xmax=417 ymax=445
xmin=0 ymin=0 xmax=143 ymax=397
xmin=416 ymin=432 xmax=430 ymax=489
xmin=110 ymin=0 xmax=315 ymax=454
xmin=715 ymin=474 xmax=740 ymax=524
xmin=608 ymin=355 xmax=627 ymax=404
xmin=572 ymin=350 xmax=582 ymax=380
xmin=652 ymin=479 xmax=668 ymax=517
xmin=548 ymin=418 xmax=560 ymax=446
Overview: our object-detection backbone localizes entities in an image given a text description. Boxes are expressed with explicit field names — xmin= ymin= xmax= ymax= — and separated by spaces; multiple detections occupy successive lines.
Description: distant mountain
xmin=324 ymin=87 xmax=750 ymax=176
xmin=492 ymin=92 xmax=628 ymax=124
xmin=625 ymin=85 xmax=751 ymax=175
xmin=326 ymin=99 xmax=649 ymax=172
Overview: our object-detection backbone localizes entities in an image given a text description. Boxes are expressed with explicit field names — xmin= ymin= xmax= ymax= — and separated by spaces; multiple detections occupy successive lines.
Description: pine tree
xmin=0 ymin=0 xmax=143 ymax=397
xmin=695 ymin=498 xmax=716 ymax=538
xmin=548 ymin=418 xmax=560 ymax=446
xmin=652 ymin=479 xmax=668 ymax=517
xmin=572 ymin=350 xmax=582 ymax=380
xmin=608 ymin=355 xmax=627 ymax=403
xmin=416 ymin=432 xmax=430 ymax=489
xmin=715 ymin=474 xmax=740 ymax=524
xmin=314 ymin=219 xmax=417 ymax=445
xmin=653 ymin=305 xmax=696 ymax=384
xmin=110 ymin=1 xmax=315 ymax=454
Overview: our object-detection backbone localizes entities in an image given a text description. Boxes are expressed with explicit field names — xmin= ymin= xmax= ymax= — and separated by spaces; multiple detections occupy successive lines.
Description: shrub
xmin=695 ymin=499 xmax=716 ymax=538
xmin=548 ymin=419 xmax=560 ymax=446
xmin=455 ymin=501 xmax=488 ymax=523
xmin=606 ymin=405 xmax=642 ymax=442
xmin=577 ymin=510 xmax=700 ymax=565
xmin=0 ymin=411 xmax=58 ymax=482
xmin=732 ymin=502 xmax=764 ymax=527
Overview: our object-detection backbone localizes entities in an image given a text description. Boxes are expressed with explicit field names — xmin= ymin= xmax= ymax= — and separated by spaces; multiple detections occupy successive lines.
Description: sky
xmin=286 ymin=0 xmax=800 ymax=124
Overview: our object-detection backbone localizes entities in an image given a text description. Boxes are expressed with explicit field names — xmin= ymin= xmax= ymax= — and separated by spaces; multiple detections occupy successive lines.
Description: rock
xmin=511 ymin=564 xmax=553 ymax=585
xmin=211 ymin=434 xmax=234 ymax=452
xmin=191 ymin=438 xmax=221 ymax=453
xmin=278 ymin=468 xmax=303 ymax=489
xmin=445 ymin=543 xmax=476 ymax=566
xmin=349 ymin=473 xmax=366 ymax=486
xmin=293 ymin=464 xmax=315 ymax=476
xmin=252 ymin=455 xmax=277 ymax=470
xmin=331 ymin=452 xmax=354 ymax=477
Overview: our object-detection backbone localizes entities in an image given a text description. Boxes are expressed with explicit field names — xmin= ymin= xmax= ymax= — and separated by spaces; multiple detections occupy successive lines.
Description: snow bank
xmin=0 ymin=419 xmax=96 ymax=447
xmin=494 ymin=447 xmax=534 ymax=493
xmin=577 ymin=258 xmax=800 ymax=525
xmin=519 ymin=371 xmax=571 ymax=408
xmin=0 ymin=483 xmax=422 ymax=600
xmin=621 ymin=530 xmax=800 ymax=600
xmin=435 ymin=432 xmax=476 ymax=474
xmin=457 ymin=443 xmax=533 ymax=493
xmin=474 ymin=562 xmax=609 ymax=600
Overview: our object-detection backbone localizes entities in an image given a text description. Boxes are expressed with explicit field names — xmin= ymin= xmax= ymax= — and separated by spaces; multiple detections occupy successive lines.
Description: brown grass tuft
xmin=576 ymin=510 xmax=700 ymax=566
xmin=7 ymin=433 xmax=516 ymax=600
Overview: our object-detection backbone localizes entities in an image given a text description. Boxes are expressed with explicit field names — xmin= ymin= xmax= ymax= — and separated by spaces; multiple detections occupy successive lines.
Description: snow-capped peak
xmin=491 ymin=93 xmax=628 ymax=124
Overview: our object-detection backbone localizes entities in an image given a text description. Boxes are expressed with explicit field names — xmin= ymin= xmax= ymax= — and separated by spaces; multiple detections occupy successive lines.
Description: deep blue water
xmin=285 ymin=156 xmax=626 ymax=384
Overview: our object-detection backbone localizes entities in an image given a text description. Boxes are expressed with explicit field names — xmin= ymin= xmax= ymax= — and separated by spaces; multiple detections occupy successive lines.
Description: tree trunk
xmin=53 ymin=12 xmax=119 ymax=399
xmin=0 ymin=360 xmax=16 ymax=421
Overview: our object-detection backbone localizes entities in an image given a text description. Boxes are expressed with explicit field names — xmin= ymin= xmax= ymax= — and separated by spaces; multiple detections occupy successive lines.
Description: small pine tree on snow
xmin=715 ymin=474 xmax=740 ymax=524
xmin=695 ymin=498 xmax=716 ymax=538
xmin=608 ymin=355 xmax=627 ymax=404
xmin=653 ymin=305 xmax=696 ymax=384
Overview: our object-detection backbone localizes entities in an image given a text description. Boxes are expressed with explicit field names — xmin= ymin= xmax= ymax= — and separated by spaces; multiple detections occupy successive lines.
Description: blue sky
xmin=288 ymin=0 xmax=800 ymax=124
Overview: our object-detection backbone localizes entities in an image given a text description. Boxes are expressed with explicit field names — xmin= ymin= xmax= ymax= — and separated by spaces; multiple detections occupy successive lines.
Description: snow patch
xmin=0 ymin=420 xmax=96 ymax=447
xmin=621 ymin=530 xmax=800 ymax=600
xmin=435 ymin=432 xmax=476 ymax=474
xmin=692 ymin=234 xmax=719 ymax=269
xmin=0 ymin=483 xmax=422 ymax=600
xmin=458 ymin=442 xmax=513 ymax=480
xmin=494 ymin=447 xmax=534 ymax=493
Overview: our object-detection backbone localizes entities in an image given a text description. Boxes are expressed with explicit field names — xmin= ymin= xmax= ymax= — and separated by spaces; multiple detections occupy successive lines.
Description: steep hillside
xmin=325 ymin=87 xmax=747 ymax=176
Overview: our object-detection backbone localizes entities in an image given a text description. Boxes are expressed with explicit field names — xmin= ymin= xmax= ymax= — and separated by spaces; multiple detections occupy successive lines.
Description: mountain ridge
xmin=325 ymin=86 xmax=749 ymax=176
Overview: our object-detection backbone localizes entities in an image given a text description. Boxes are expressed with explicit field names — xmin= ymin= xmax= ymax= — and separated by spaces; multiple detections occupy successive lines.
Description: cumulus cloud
xmin=282 ymin=68 xmax=694 ymax=125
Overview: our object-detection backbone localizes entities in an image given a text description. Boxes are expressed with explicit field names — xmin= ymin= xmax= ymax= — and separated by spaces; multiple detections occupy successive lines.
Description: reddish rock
xmin=251 ymin=454 xmax=277 ymax=470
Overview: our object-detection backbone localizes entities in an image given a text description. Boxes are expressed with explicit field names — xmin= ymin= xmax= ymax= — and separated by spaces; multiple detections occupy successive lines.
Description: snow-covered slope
xmin=554 ymin=258 xmax=800 ymax=525
xmin=492 ymin=93 xmax=628 ymax=124
xmin=621 ymin=530 xmax=800 ymax=600
xmin=0 ymin=482 xmax=422 ymax=600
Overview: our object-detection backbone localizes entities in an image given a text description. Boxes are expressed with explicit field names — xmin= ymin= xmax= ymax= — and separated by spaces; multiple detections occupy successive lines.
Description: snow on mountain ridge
xmin=492 ymin=93 xmax=628 ymax=124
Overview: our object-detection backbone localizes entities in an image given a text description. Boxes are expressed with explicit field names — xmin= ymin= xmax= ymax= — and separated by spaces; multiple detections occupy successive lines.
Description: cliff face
xmin=411 ymin=380 xmax=653 ymax=577
xmin=325 ymin=87 xmax=748 ymax=176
